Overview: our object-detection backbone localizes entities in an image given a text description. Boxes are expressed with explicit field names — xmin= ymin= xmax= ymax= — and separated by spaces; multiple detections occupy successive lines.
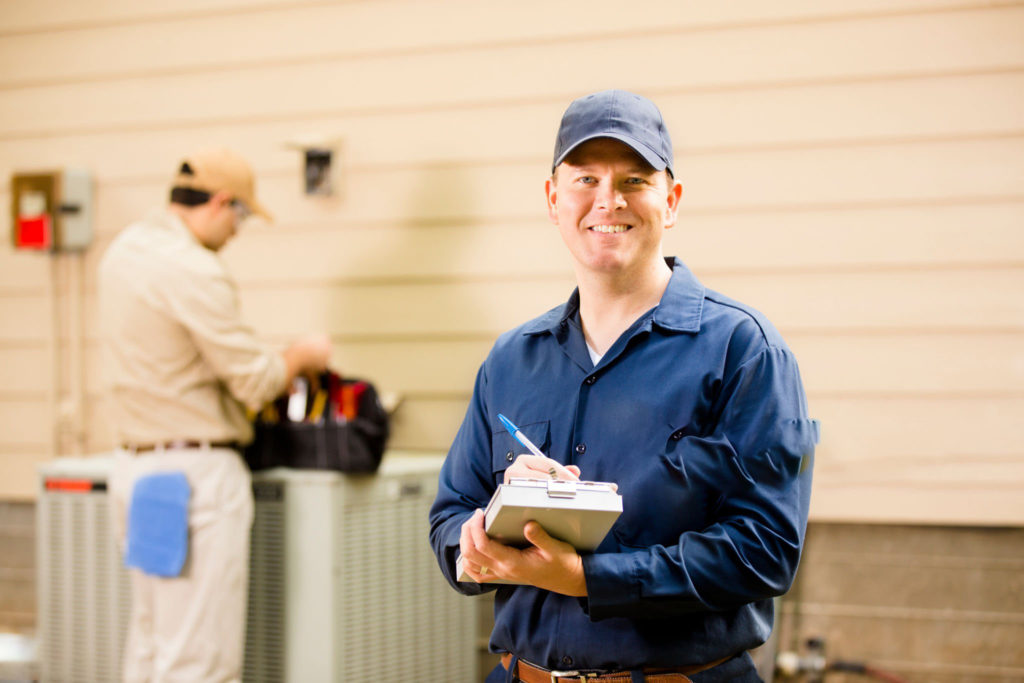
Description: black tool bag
xmin=244 ymin=371 xmax=389 ymax=473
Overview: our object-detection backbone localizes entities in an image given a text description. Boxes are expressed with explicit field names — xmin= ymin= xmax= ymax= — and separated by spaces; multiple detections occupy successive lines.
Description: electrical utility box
xmin=10 ymin=169 xmax=93 ymax=251
xmin=37 ymin=453 xmax=477 ymax=683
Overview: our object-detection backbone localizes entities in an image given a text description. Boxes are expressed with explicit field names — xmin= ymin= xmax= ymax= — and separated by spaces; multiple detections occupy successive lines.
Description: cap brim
xmin=553 ymin=133 xmax=669 ymax=175
xmin=249 ymin=199 xmax=273 ymax=223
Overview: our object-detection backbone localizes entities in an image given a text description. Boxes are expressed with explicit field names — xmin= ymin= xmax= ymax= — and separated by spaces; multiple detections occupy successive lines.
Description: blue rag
xmin=124 ymin=471 xmax=191 ymax=577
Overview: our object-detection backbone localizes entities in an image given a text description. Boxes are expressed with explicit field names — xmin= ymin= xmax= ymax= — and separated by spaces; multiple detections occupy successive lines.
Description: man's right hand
xmin=282 ymin=334 xmax=331 ymax=382
xmin=504 ymin=454 xmax=581 ymax=484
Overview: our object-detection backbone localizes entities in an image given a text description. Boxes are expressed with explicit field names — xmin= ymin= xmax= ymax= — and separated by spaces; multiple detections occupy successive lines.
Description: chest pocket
xmin=490 ymin=419 xmax=551 ymax=484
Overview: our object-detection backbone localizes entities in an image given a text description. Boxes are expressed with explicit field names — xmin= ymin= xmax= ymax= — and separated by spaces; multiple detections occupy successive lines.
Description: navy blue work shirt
xmin=429 ymin=258 xmax=817 ymax=676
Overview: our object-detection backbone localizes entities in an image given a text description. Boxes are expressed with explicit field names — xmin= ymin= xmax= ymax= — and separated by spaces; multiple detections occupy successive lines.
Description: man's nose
xmin=595 ymin=180 xmax=626 ymax=210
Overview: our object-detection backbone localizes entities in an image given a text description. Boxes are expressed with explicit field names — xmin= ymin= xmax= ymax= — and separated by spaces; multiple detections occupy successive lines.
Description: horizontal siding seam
xmin=26 ymin=129 xmax=1024 ymax=188
xmin=809 ymin=391 xmax=1024 ymax=400
xmin=6 ymin=326 xmax=1024 ymax=347
xmin=0 ymin=0 xmax=376 ymax=38
xmin=3 ymin=2 xmax=1023 ymax=83
xmin=815 ymin=479 xmax=1024 ymax=491
xmin=8 ymin=329 xmax=1024 ymax=350
xmin=67 ymin=196 xmax=1024 ymax=237
xmin=4 ymin=66 xmax=1024 ymax=140
xmin=809 ymin=388 xmax=1024 ymax=398
xmin=782 ymin=601 xmax=1024 ymax=624
xmin=211 ymin=261 xmax=1024 ymax=288
xmin=770 ymin=325 xmax=1024 ymax=335
xmin=7 ymin=0 xmax=1023 ymax=37
xmin=36 ymin=261 xmax=1019 ymax=294
xmin=803 ymin=553 xmax=1024 ymax=569
xmin=823 ymin=454 xmax=1024 ymax=468
xmin=9 ymin=389 xmax=1024 ymax=406
xmin=0 ymin=390 xmax=472 ymax=406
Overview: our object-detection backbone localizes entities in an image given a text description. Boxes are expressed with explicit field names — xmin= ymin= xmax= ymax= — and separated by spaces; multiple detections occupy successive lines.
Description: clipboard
xmin=455 ymin=478 xmax=622 ymax=584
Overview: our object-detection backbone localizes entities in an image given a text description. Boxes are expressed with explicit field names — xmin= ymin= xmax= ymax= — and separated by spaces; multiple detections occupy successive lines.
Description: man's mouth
xmin=589 ymin=224 xmax=631 ymax=234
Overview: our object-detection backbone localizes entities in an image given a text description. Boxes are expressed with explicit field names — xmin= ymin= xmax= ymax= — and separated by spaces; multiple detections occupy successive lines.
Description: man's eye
xmin=577 ymin=176 xmax=596 ymax=184
xmin=624 ymin=177 xmax=647 ymax=185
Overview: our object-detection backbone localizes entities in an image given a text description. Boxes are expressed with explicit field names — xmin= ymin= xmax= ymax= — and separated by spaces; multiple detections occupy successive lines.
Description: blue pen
xmin=498 ymin=414 xmax=547 ymax=459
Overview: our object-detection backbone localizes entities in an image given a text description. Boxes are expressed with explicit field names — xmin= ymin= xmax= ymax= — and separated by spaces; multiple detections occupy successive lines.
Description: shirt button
xmin=575 ymin=443 xmax=586 ymax=455
xmin=561 ymin=655 xmax=573 ymax=667
xmin=584 ymin=375 xmax=596 ymax=386
xmin=506 ymin=451 xmax=514 ymax=462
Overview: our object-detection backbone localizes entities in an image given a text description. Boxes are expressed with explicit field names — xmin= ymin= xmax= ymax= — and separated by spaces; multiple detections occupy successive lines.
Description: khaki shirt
xmin=98 ymin=208 xmax=286 ymax=445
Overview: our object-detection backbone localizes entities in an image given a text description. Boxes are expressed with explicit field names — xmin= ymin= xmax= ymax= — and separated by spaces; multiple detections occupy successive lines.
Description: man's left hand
xmin=459 ymin=509 xmax=587 ymax=597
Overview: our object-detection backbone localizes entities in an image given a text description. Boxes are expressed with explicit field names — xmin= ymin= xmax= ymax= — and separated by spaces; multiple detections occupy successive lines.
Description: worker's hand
xmin=504 ymin=454 xmax=581 ymax=484
xmin=459 ymin=509 xmax=587 ymax=596
xmin=283 ymin=334 xmax=331 ymax=381
xmin=297 ymin=333 xmax=332 ymax=372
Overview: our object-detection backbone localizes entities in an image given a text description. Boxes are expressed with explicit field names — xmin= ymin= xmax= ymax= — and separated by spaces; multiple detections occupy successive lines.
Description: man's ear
xmin=210 ymin=190 xmax=233 ymax=209
xmin=544 ymin=176 xmax=558 ymax=225
xmin=663 ymin=178 xmax=683 ymax=230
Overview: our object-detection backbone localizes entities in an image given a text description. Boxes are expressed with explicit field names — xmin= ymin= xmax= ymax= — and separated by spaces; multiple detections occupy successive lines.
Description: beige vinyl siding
xmin=0 ymin=0 xmax=1021 ymax=532
xmin=3 ymin=2 xmax=1024 ymax=677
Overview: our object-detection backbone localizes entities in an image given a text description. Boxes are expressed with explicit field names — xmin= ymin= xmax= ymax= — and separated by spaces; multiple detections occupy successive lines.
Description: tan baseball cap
xmin=171 ymin=148 xmax=272 ymax=221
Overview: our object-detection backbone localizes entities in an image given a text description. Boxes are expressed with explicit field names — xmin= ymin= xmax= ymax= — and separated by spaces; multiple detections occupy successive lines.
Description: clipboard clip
xmin=546 ymin=480 xmax=577 ymax=499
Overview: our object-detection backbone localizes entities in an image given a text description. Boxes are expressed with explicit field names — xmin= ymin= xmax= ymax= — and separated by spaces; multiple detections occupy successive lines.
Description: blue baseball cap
xmin=552 ymin=89 xmax=674 ymax=177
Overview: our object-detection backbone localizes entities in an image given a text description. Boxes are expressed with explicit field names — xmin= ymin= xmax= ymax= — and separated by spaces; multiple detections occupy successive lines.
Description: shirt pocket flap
xmin=490 ymin=419 xmax=551 ymax=473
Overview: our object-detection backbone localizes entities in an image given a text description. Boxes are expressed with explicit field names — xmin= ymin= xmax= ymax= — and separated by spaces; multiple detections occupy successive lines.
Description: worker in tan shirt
xmin=98 ymin=148 xmax=330 ymax=683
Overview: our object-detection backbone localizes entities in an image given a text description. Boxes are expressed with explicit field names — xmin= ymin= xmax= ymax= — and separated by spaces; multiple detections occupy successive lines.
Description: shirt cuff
xmin=580 ymin=551 xmax=643 ymax=620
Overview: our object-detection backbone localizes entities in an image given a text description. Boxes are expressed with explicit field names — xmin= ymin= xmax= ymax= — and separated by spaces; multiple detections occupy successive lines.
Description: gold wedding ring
xmin=479 ymin=566 xmax=489 ymax=576
xmin=548 ymin=466 xmax=558 ymax=479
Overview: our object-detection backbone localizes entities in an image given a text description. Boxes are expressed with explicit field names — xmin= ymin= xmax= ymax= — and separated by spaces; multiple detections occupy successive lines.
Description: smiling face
xmin=546 ymin=137 xmax=681 ymax=282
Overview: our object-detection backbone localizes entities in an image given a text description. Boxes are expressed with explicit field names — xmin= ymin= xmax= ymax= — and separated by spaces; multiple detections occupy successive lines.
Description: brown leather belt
xmin=501 ymin=653 xmax=730 ymax=683
xmin=122 ymin=440 xmax=242 ymax=454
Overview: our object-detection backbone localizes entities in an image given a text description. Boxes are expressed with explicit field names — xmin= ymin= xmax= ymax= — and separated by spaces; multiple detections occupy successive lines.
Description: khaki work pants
xmin=110 ymin=447 xmax=253 ymax=683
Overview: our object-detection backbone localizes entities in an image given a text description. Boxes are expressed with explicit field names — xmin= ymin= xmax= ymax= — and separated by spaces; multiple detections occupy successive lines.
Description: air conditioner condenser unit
xmin=37 ymin=453 xmax=476 ymax=682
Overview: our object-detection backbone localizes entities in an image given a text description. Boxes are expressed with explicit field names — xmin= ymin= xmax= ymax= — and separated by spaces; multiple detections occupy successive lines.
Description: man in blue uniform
xmin=429 ymin=90 xmax=817 ymax=682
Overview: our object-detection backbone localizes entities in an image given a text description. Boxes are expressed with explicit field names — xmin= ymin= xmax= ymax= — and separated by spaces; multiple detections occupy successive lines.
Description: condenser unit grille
xmin=335 ymin=488 xmax=474 ymax=682
xmin=244 ymin=481 xmax=286 ymax=683
xmin=39 ymin=488 xmax=129 ymax=683
xmin=38 ymin=456 xmax=475 ymax=682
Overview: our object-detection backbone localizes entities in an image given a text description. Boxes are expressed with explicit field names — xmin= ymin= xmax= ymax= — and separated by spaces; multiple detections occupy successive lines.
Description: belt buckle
xmin=549 ymin=672 xmax=596 ymax=682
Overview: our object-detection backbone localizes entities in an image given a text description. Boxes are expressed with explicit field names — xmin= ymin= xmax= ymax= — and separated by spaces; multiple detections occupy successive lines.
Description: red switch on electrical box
xmin=10 ymin=171 xmax=91 ymax=251
xmin=11 ymin=175 xmax=55 ymax=250
xmin=16 ymin=209 xmax=52 ymax=249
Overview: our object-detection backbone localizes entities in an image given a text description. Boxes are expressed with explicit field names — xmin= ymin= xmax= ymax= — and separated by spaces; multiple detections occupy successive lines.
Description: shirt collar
xmin=652 ymin=257 xmax=705 ymax=333
xmin=522 ymin=257 xmax=705 ymax=336
xmin=521 ymin=291 xmax=578 ymax=335
xmin=148 ymin=207 xmax=203 ymax=246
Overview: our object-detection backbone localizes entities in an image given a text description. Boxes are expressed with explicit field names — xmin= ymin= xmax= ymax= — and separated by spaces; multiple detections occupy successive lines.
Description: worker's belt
xmin=501 ymin=653 xmax=731 ymax=683
xmin=122 ymin=440 xmax=242 ymax=454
